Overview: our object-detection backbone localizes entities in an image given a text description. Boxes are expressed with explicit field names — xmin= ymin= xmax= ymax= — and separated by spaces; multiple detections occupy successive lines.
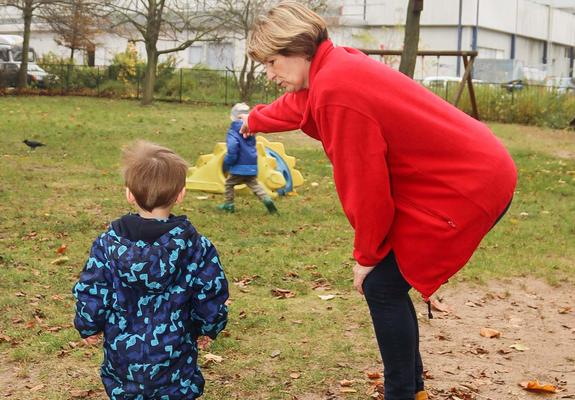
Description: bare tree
xmin=211 ymin=0 xmax=327 ymax=103
xmin=399 ymin=0 xmax=423 ymax=78
xmin=100 ymin=0 xmax=224 ymax=105
xmin=38 ymin=0 xmax=102 ymax=63
xmin=0 ymin=0 xmax=57 ymax=88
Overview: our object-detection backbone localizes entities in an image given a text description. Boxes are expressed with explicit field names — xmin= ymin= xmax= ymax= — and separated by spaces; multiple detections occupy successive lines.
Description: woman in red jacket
xmin=241 ymin=2 xmax=517 ymax=399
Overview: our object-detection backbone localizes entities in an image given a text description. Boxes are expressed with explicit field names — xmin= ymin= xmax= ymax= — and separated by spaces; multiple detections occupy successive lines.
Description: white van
xmin=0 ymin=35 xmax=52 ymax=87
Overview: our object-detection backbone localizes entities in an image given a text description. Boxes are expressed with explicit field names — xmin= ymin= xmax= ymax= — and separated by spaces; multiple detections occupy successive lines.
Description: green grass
xmin=0 ymin=97 xmax=574 ymax=399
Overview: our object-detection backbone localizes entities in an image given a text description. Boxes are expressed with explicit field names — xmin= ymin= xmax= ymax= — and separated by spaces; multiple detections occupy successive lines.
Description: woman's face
xmin=264 ymin=54 xmax=311 ymax=92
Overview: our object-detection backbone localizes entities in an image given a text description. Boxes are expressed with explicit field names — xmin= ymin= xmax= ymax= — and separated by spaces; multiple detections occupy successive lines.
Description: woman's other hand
xmin=353 ymin=262 xmax=375 ymax=295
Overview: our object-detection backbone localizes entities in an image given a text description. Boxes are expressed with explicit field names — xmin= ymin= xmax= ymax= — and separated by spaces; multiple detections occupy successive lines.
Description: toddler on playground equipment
xmin=218 ymin=103 xmax=278 ymax=214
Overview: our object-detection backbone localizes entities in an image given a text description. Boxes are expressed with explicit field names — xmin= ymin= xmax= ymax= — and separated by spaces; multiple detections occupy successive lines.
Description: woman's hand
xmin=239 ymin=114 xmax=254 ymax=138
xmin=353 ymin=262 xmax=375 ymax=295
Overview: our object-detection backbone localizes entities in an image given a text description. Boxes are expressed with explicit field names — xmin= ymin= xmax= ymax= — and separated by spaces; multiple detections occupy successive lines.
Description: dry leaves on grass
xmin=56 ymin=244 xmax=68 ymax=254
xmin=70 ymin=389 xmax=95 ymax=398
xmin=519 ymin=380 xmax=558 ymax=393
xmin=203 ymin=353 xmax=223 ymax=364
xmin=232 ymin=275 xmax=258 ymax=291
xmin=271 ymin=288 xmax=296 ymax=299
xmin=50 ymin=256 xmax=69 ymax=265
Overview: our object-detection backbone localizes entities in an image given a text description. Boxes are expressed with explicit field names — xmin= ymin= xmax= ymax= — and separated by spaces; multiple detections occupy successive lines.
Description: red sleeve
xmin=315 ymin=105 xmax=394 ymax=266
xmin=248 ymin=90 xmax=308 ymax=133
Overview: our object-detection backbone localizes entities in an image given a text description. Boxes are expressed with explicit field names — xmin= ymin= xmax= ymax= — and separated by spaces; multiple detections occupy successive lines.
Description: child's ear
xmin=125 ymin=188 xmax=136 ymax=204
xmin=175 ymin=187 xmax=186 ymax=204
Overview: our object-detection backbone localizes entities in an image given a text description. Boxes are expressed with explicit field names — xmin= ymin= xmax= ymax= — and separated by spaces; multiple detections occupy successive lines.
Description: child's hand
xmin=83 ymin=333 xmax=102 ymax=346
xmin=198 ymin=336 xmax=212 ymax=351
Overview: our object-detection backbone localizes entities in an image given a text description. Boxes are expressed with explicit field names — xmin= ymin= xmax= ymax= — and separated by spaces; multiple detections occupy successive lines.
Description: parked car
xmin=0 ymin=34 xmax=54 ymax=88
xmin=546 ymin=77 xmax=575 ymax=94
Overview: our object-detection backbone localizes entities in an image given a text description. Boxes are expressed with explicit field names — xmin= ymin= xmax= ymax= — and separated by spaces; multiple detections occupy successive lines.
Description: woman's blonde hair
xmin=248 ymin=1 xmax=328 ymax=63
xmin=122 ymin=140 xmax=189 ymax=212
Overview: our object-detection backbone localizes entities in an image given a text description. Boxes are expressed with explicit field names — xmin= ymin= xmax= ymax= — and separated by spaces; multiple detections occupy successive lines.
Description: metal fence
xmin=422 ymin=80 xmax=574 ymax=128
xmin=1 ymin=63 xmax=573 ymax=128
xmin=2 ymin=64 xmax=281 ymax=105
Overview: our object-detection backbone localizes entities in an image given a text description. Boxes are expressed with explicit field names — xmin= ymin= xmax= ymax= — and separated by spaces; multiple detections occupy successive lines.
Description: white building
xmin=1 ymin=0 xmax=574 ymax=81
xmin=330 ymin=0 xmax=575 ymax=80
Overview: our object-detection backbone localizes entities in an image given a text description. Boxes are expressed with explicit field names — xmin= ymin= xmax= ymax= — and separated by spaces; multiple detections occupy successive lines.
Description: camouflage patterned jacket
xmin=73 ymin=215 xmax=229 ymax=399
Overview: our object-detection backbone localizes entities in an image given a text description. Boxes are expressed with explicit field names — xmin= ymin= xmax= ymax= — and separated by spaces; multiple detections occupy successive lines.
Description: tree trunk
xmin=17 ymin=2 xmax=34 ymax=89
xmin=238 ymin=55 xmax=256 ymax=103
xmin=141 ymin=47 xmax=157 ymax=105
xmin=70 ymin=47 xmax=75 ymax=64
xmin=399 ymin=0 xmax=423 ymax=78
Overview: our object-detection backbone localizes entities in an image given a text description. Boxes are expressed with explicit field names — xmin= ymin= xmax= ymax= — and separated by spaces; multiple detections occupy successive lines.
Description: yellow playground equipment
xmin=186 ymin=137 xmax=304 ymax=197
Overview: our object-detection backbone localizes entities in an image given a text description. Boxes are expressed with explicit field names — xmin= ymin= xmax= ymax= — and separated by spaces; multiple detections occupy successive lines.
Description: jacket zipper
xmin=396 ymin=195 xmax=457 ymax=229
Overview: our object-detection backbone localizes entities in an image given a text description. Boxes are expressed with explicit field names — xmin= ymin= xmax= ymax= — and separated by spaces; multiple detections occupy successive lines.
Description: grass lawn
xmin=0 ymin=97 xmax=574 ymax=399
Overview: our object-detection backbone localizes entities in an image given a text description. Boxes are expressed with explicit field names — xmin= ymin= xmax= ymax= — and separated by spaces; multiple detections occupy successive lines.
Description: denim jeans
xmin=362 ymin=251 xmax=423 ymax=400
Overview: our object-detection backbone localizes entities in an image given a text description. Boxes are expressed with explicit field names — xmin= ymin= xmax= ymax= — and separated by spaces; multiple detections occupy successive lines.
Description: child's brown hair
xmin=122 ymin=140 xmax=189 ymax=212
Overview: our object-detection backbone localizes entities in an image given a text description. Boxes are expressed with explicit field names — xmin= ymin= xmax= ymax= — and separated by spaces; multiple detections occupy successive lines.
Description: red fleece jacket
xmin=249 ymin=40 xmax=517 ymax=298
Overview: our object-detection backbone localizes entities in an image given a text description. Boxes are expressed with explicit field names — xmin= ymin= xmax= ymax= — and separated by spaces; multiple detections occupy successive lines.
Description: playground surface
xmin=0 ymin=97 xmax=573 ymax=399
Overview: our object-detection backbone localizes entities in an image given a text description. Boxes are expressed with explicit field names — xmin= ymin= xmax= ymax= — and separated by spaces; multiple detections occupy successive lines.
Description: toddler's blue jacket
xmin=223 ymin=120 xmax=258 ymax=176
xmin=73 ymin=216 xmax=228 ymax=399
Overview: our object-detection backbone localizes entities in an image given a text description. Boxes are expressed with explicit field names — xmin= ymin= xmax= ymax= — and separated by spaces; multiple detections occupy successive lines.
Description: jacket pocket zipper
xmin=397 ymin=196 xmax=457 ymax=229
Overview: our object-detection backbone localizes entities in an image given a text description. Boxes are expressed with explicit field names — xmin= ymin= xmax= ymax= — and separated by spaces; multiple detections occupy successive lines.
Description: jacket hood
xmin=103 ymin=217 xmax=197 ymax=293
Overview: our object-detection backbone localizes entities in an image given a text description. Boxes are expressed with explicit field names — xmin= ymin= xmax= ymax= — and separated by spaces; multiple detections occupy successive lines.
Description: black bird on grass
xmin=23 ymin=139 xmax=46 ymax=150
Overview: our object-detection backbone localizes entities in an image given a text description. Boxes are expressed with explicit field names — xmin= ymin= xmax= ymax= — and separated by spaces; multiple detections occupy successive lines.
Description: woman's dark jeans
xmin=362 ymin=251 xmax=423 ymax=400
xmin=361 ymin=199 xmax=512 ymax=399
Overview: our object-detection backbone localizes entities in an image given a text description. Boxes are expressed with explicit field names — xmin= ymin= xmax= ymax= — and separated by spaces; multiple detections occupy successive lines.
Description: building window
xmin=0 ymin=48 xmax=9 ymax=62
xmin=188 ymin=45 xmax=203 ymax=65
xmin=206 ymin=43 xmax=234 ymax=70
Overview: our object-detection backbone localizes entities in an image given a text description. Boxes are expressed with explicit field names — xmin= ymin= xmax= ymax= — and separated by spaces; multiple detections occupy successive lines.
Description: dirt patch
xmin=412 ymin=278 xmax=574 ymax=399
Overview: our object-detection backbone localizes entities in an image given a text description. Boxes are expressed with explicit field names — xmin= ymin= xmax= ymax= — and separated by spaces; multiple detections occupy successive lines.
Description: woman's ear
xmin=175 ymin=187 xmax=186 ymax=204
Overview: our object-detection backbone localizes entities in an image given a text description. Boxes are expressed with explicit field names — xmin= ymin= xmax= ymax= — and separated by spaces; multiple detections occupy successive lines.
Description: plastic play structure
xmin=186 ymin=137 xmax=304 ymax=197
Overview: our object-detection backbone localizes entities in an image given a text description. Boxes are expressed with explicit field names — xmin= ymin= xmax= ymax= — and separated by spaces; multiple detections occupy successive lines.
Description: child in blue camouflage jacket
xmin=73 ymin=140 xmax=229 ymax=400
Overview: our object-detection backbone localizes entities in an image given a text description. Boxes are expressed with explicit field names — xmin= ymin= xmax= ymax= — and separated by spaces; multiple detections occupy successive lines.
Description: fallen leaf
xmin=29 ymin=384 xmax=45 ymax=392
xmin=290 ymin=372 xmax=301 ymax=379
xmin=519 ymin=380 xmax=558 ymax=393
xmin=70 ymin=389 xmax=93 ymax=398
xmin=0 ymin=334 xmax=12 ymax=343
xmin=271 ymin=288 xmax=295 ymax=299
xmin=203 ymin=353 xmax=223 ymax=363
xmin=198 ymin=336 xmax=212 ymax=351
xmin=270 ymin=349 xmax=281 ymax=358
xmin=312 ymin=278 xmax=332 ymax=291
xmin=367 ymin=371 xmax=382 ymax=380
xmin=509 ymin=343 xmax=529 ymax=351
xmin=480 ymin=327 xmax=501 ymax=338
xmin=318 ymin=294 xmax=336 ymax=301
xmin=56 ymin=244 xmax=68 ymax=255
xmin=340 ymin=388 xmax=357 ymax=393
xmin=50 ymin=256 xmax=69 ymax=265
xmin=195 ymin=196 xmax=209 ymax=200
xmin=339 ymin=379 xmax=354 ymax=387
xmin=15 ymin=291 xmax=26 ymax=297
xmin=430 ymin=298 xmax=452 ymax=313
xmin=559 ymin=306 xmax=572 ymax=314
